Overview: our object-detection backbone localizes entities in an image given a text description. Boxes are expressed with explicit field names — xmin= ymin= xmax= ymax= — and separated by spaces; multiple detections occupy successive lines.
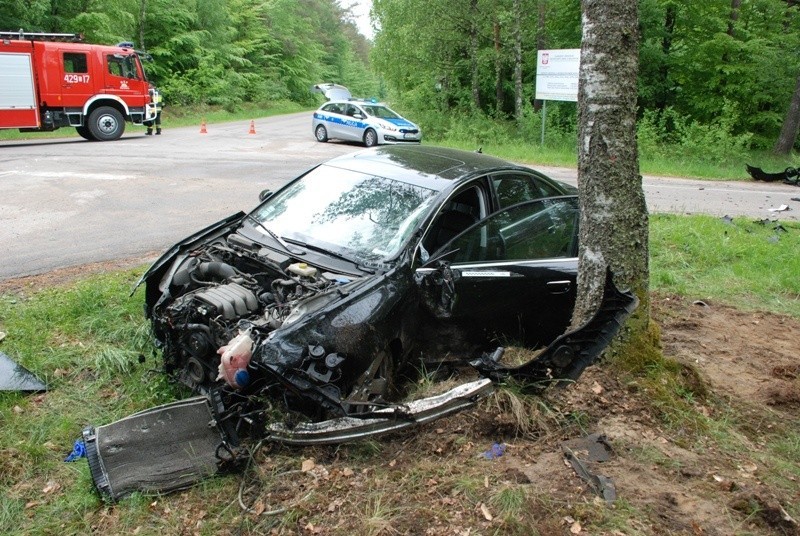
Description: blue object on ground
xmin=482 ymin=442 xmax=506 ymax=460
xmin=64 ymin=439 xmax=86 ymax=462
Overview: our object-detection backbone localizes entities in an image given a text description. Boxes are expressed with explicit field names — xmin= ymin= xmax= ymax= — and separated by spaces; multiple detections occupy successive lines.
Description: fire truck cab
xmin=0 ymin=31 xmax=157 ymax=141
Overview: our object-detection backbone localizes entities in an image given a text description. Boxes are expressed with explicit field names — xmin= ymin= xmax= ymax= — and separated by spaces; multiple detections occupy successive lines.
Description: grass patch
xmin=650 ymin=214 xmax=800 ymax=317
xmin=1 ymin=213 xmax=799 ymax=534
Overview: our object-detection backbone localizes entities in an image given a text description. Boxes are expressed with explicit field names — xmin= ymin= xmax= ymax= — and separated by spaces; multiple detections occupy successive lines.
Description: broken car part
xmin=746 ymin=164 xmax=799 ymax=185
xmin=561 ymin=433 xmax=617 ymax=503
xmin=84 ymin=379 xmax=493 ymax=500
xmin=0 ymin=351 xmax=47 ymax=391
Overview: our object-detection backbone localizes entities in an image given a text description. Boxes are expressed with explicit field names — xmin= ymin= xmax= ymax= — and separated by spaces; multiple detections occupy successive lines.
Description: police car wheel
xmin=363 ymin=128 xmax=378 ymax=147
xmin=88 ymin=106 xmax=125 ymax=141
xmin=315 ymin=125 xmax=328 ymax=142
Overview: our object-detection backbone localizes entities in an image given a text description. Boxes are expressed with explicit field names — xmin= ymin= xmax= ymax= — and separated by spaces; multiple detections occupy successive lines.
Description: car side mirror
xmin=353 ymin=113 xmax=364 ymax=119
xmin=259 ymin=189 xmax=273 ymax=202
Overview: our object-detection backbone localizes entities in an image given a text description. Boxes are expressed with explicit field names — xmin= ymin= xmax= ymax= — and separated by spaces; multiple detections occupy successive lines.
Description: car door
xmin=340 ymin=103 xmax=367 ymax=142
xmin=418 ymin=196 xmax=579 ymax=348
xmin=316 ymin=102 xmax=345 ymax=138
xmin=57 ymin=48 xmax=94 ymax=107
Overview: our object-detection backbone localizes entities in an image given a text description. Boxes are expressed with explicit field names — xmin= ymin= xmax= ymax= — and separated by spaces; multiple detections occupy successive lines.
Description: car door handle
xmin=547 ymin=280 xmax=572 ymax=294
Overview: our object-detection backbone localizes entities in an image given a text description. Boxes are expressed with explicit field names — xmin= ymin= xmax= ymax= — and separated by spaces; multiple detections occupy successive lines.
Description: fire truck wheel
xmin=88 ymin=106 xmax=125 ymax=141
xmin=76 ymin=125 xmax=96 ymax=141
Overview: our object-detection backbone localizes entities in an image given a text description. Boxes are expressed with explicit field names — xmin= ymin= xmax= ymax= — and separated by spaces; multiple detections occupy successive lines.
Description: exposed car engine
xmin=149 ymin=237 xmax=349 ymax=393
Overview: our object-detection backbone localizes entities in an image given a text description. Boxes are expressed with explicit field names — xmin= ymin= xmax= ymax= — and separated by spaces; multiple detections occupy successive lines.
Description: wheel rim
xmin=316 ymin=126 xmax=326 ymax=141
xmin=365 ymin=130 xmax=376 ymax=146
xmin=97 ymin=114 xmax=119 ymax=136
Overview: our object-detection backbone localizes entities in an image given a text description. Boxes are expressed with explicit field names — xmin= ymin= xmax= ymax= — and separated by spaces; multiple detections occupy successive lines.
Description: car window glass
xmin=492 ymin=174 xmax=539 ymax=208
xmin=251 ymin=166 xmax=438 ymax=261
xmin=362 ymin=105 xmax=401 ymax=120
xmin=346 ymin=104 xmax=361 ymax=117
xmin=63 ymin=52 xmax=87 ymax=73
xmin=422 ymin=185 xmax=486 ymax=257
xmin=107 ymin=54 xmax=139 ymax=79
xmin=441 ymin=197 xmax=579 ymax=264
xmin=534 ymin=175 xmax=563 ymax=197
xmin=323 ymin=103 xmax=343 ymax=114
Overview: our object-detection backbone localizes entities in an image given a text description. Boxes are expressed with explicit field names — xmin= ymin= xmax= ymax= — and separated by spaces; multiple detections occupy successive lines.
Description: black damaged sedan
xmin=84 ymin=146 xmax=635 ymax=499
xmin=141 ymin=145 xmax=580 ymax=403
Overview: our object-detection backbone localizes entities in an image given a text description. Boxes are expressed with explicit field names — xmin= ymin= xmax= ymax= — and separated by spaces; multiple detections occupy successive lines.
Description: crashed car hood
xmin=133 ymin=211 xmax=245 ymax=294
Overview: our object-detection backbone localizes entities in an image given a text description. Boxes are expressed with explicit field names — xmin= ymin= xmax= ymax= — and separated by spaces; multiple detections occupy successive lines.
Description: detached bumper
xmin=83 ymin=379 xmax=493 ymax=499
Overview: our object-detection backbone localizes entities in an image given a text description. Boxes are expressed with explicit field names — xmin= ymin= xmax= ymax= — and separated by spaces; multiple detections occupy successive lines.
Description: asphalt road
xmin=1 ymin=111 xmax=798 ymax=280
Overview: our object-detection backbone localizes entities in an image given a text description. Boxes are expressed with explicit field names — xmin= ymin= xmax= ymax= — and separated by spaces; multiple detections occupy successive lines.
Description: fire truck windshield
xmin=108 ymin=54 xmax=140 ymax=80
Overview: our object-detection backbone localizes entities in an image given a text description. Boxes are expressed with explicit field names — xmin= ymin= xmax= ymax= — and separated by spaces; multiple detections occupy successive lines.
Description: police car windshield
xmin=361 ymin=105 xmax=401 ymax=120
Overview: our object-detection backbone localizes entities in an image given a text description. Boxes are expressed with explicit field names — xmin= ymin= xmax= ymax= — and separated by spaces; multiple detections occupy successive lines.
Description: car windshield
xmin=250 ymin=166 xmax=438 ymax=262
xmin=361 ymin=105 xmax=402 ymax=120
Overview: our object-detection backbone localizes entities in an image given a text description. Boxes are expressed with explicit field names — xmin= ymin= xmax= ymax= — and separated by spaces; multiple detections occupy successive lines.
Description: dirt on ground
xmin=2 ymin=265 xmax=799 ymax=535
xmin=255 ymin=294 xmax=797 ymax=536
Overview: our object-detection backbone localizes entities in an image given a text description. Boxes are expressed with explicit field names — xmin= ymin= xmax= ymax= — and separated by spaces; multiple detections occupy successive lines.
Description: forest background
xmin=2 ymin=0 xmax=799 ymax=172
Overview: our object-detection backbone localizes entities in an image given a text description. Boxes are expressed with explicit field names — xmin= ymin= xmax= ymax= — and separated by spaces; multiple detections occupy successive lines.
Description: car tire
xmin=315 ymin=124 xmax=328 ymax=142
xmin=75 ymin=125 xmax=96 ymax=141
xmin=87 ymin=106 xmax=125 ymax=141
xmin=363 ymin=128 xmax=378 ymax=147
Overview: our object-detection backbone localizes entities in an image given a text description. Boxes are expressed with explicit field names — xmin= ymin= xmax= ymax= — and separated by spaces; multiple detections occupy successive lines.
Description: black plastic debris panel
xmin=82 ymin=397 xmax=226 ymax=500
xmin=0 ymin=351 xmax=47 ymax=391
xmin=746 ymin=164 xmax=800 ymax=185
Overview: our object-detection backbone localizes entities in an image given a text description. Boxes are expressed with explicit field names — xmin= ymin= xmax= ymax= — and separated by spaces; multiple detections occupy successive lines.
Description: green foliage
xmin=4 ymin=0 xmax=800 ymax=158
xmin=638 ymin=103 xmax=754 ymax=164
xmin=373 ymin=0 xmax=800 ymax=154
xmin=4 ymin=0 xmax=378 ymax=109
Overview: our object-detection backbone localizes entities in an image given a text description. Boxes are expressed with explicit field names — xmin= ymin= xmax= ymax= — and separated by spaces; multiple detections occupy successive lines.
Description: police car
xmin=312 ymin=98 xmax=422 ymax=147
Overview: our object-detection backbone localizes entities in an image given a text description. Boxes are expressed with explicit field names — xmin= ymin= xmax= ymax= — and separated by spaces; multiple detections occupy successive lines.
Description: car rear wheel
xmin=363 ymin=128 xmax=378 ymax=147
xmin=315 ymin=124 xmax=328 ymax=142
xmin=75 ymin=125 xmax=96 ymax=141
xmin=87 ymin=106 xmax=125 ymax=141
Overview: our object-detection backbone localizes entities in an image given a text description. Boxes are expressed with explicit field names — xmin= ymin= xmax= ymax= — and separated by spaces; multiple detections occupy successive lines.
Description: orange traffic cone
xmin=200 ymin=119 xmax=208 ymax=134
xmin=248 ymin=120 xmax=256 ymax=135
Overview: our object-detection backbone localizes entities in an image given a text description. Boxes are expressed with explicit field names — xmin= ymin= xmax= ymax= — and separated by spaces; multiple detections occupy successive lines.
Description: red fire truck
xmin=0 ymin=30 xmax=157 ymax=141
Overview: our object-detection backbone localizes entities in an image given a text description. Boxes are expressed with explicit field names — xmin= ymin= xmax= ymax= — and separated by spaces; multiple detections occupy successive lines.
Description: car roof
xmin=319 ymin=145 xmax=529 ymax=192
xmin=320 ymin=99 xmax=388 ymax=107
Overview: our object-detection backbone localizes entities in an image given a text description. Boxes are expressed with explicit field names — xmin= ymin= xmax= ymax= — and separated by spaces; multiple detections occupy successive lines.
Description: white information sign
xmin=535 ymin=49 xmax=581 ymax=102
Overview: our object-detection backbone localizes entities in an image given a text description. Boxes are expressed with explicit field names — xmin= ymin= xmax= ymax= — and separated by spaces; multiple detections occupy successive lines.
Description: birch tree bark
xmin=573 ymin=0 xmax=650 ymax=337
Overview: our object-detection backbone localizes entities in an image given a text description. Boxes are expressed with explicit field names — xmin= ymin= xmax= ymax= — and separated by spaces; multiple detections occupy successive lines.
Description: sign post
xmin=535 ymin=49 xmax=580 ymax=145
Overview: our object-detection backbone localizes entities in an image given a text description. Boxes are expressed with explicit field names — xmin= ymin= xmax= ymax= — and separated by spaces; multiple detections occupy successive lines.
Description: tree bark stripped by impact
xmin=573 ymin=0 xmax=650 ymax=335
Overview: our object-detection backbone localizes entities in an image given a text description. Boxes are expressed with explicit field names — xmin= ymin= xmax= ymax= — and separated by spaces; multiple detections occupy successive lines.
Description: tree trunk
xmin=139 ymin=0 xmax=147 ymax=50
xmin=727 ymin=0 xmax=741 ymax=37
xmin=494 ymin=19 xmax=503 ymax=115
xmin=774 ymin=73 xmax=800 ymax=154
xmin=470 ymin=0 xmax=481 ymax=109
xmin=533 ymin=0 xmax=547 ymax=112
xmin=655 ymin=4 xmax=676 ymax=111
xmin=574 ymin=0 xmax=649 ymax=335
xmin=513 ymin=0 xmax=523 ymax=122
